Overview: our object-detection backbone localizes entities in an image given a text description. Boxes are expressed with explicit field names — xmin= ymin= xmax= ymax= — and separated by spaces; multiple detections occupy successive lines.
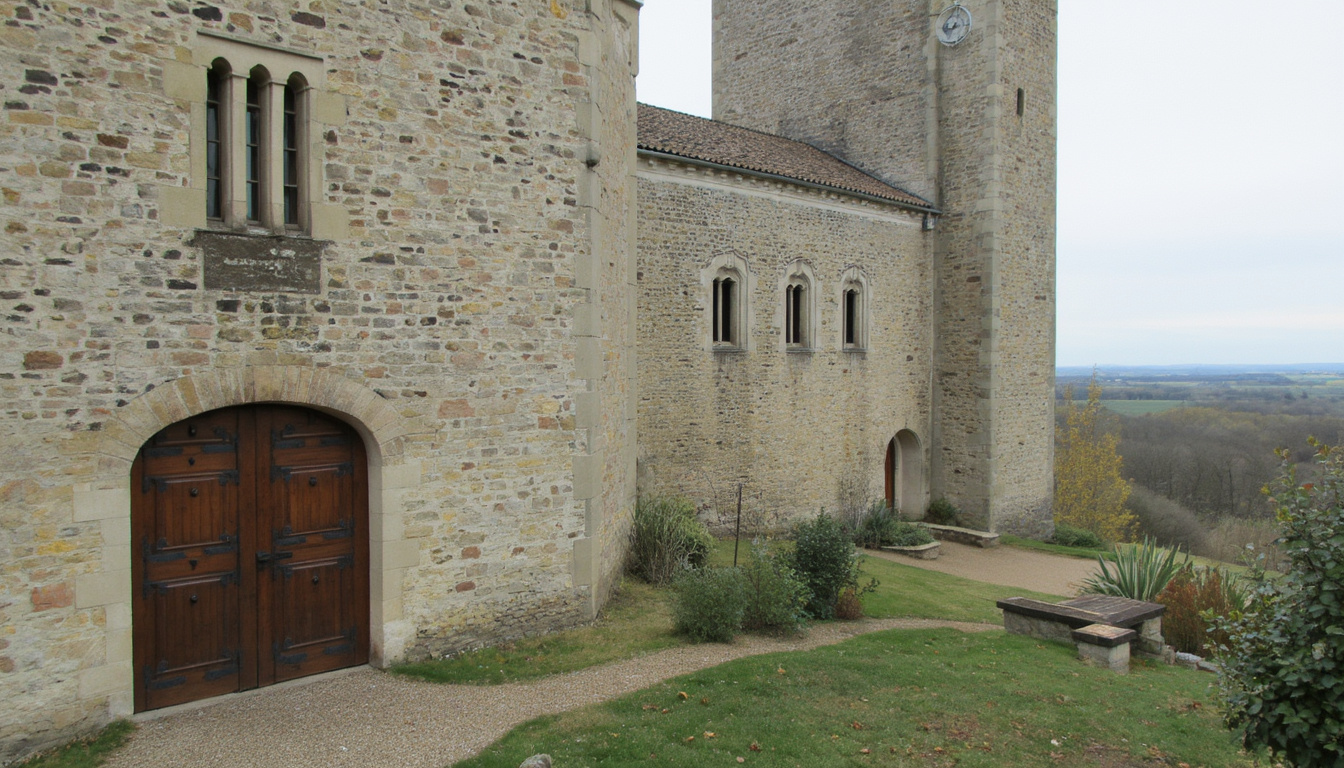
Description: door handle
xmin=256 ymin=551 xmax=294 ymax=564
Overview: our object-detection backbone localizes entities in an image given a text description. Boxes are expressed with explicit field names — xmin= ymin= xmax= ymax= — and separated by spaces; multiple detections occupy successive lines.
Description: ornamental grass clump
xmin=852 ymin=501 xmax=934 ymax=549
xmin=1080 ymin=536 xmax=1188 ymax=602
xmin=628 ymin=496 xmax=714 ymax=585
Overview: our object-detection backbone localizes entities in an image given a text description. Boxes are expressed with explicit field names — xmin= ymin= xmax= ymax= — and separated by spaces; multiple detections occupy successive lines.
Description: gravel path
xmin=867 ymin=540 xmax=1098 ymax=597
xmin=106 ymin=618 xmax=994 ymax=768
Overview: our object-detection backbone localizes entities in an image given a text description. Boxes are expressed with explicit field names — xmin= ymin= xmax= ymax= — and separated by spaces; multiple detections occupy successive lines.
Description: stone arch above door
xmin=95 ymin=366 xmax=413 ymax=469
xmin=67 ymin=366 xmax=425 ymax=720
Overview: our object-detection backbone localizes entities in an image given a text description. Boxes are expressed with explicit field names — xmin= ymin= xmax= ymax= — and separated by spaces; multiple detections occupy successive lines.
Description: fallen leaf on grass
xmin=860 ymin=748 xmax=871 ymax=754
xmin=776 ymin=667 xmax=786 ymax=675
xmin=701 ymin=697 xmax=710 ymax=705
xmin=704 ymin=732 xmax=717 ymax=739
xmin=678 ymin=691 xmax=689 ymax=700
xmin=851 ymin=722 xmax=864 ymax=730
xmin=685 ymin=736 xmax=695 ymax=742
xmin=749 ymin=742 xmax=761 ymax=752
xmin=736 ymin=758 xmax=745 ymax=764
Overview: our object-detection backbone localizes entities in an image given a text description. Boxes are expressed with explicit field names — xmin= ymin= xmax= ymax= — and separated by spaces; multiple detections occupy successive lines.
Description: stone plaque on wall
xmin=193 ymin=230 xmax=325 ymax=294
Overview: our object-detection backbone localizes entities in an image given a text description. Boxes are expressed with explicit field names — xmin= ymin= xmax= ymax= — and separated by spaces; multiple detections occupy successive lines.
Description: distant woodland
xmin=1055 ymin=366 xmax=1344 ymax=565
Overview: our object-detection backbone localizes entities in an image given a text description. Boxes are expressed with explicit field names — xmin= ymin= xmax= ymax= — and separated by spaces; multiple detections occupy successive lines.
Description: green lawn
xmin=857 ymin=551 xmax=1062 ymax=624
xmin=453 ymin=628 xmax=1255 ymax=768
xmin=1000 ymin=534 xmax=1110 ymax=560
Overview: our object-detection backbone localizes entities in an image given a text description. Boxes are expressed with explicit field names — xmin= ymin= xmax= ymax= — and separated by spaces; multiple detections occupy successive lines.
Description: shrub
xmin=888 ymin=521 xmax=935 ymax=547
xmin=834 ymin=587 xmax=864 ymax=620
xmin=1049 ymin=523 xmax=1106 ymax=550
xmin=628 ymin=496 xmax=714 ymax=585
xmin=926 ymin=497 xmax=961 ymax=526
xmin=1080 ymin=537 xmax=1188 ymax=602
xmin=852 ymin=502 xmax=935 ymax=548
xmin=1156 ymin=564 xmax=1244 ymax=656
xmin=671 ymin=566 xmax=746 ymax=643
xmin=853 ymin=500 xmax=898 ymax=548
xmin=1214 ymin=441 xmax=1344 ymax=767
xmin=739 ymin=542 xmax=809 ymax=635
xmin=790 ymin=512 xmax=876 ymax=619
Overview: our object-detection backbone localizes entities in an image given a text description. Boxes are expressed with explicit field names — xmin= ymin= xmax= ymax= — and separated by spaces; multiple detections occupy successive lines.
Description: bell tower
xmin=713 ymin=0 xmax=1057 ymax=535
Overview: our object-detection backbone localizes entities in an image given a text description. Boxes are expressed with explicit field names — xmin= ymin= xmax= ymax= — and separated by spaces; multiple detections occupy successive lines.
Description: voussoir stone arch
xmin=96 ymin=366 xmax=414 ymax=468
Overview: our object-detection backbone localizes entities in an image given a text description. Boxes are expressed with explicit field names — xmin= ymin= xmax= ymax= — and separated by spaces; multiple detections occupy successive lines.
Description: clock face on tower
xmin=936 ymin=4 xmax=973 ymax=46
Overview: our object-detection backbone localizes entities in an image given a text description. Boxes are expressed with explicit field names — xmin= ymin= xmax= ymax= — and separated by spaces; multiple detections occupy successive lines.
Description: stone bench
xmin=997 ymin=595 xmax=1168 ymax=672
xmin=880 ymin=541 xmax=940 ymax=559
xmin=919 ymin=522 xmax=1000 ymax=548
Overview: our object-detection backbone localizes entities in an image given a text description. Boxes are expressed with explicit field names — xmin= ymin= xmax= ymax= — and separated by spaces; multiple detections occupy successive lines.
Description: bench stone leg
xmin=1135 ymin=617 xmax=1168 ymax=658
xmin=1077 ymin=639 xmax=1131 ymax=674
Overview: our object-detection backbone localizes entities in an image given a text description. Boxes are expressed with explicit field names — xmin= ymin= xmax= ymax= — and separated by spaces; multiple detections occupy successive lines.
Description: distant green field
xmin=1100 ymin=400 xmax=1186 ymax=415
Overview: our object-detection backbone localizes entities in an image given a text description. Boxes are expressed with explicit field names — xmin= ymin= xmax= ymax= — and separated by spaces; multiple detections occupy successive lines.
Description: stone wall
xmin=712 ymin=0 xmax=1056 ymax=535
xmin=712 ymin=0 xmax=937 ymax=201
xmin=0 ymin=0 xmax=638 ymax=759
xmin=929 ymin=0 xmax=1057 ymax=535
xmin=636 ymin=158 xmax=933 ymax=528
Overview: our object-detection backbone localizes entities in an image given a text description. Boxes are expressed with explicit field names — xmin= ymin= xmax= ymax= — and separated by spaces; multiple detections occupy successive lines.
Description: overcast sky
xmin=634 ymin=1 xmax=1344 ymax=368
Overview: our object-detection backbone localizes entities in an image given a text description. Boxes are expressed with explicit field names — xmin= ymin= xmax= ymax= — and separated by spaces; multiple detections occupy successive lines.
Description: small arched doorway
xmin=130 ymin=405 xmax=369 ymax=712
xmin=884 ymin=430 xmax=923 ymax=516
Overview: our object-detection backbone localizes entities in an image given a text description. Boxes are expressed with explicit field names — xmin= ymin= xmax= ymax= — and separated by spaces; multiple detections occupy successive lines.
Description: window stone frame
xmin=702 ymin=250 xmax=755 ymax=353
xmin=781 ymin=259 xmax=818 ymax=353
xmin=839 ymin=265 xmax=870 ymax=352
xmin=159 ymin=32 xmax=347 ymax=240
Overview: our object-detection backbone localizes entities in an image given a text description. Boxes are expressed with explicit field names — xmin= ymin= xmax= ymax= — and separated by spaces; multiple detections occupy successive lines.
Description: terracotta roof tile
xmin=637 ymin=103 xmax=933 ymax=210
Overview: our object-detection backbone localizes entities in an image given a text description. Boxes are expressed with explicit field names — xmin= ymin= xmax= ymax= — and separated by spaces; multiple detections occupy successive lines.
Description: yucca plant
xmin=1080 ymin=536 xmax=1189 ymax=602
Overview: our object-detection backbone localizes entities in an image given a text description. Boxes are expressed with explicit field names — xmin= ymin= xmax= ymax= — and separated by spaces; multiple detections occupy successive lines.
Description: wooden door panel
xmin=142 ymin=474 xmax=239 ymax=553
xmin=270 ymin=461 xmax=355 ymax=537
xmin=269 ymin=556 xmax=360 ymax=682
xmin=141 ymin=573 xmax=241 ymax=709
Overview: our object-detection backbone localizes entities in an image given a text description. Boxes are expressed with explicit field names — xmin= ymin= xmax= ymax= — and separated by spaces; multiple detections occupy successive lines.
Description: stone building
xmin=0 ymin=0 xmax=1055 ymax=758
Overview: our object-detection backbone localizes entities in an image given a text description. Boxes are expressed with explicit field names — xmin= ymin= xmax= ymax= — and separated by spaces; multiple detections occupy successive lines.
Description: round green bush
xmin=1049 ymin=523 xmax=1106 ymax=549
xmin=739 ymin=543 xmax=809 ymax=635
xmin=672 ymin=566 xmax=746 ymax=643
xmin=926 ymin=498 xmax=962 ymax=526
xmin=791 ymin=512 xmax=869 ymax=620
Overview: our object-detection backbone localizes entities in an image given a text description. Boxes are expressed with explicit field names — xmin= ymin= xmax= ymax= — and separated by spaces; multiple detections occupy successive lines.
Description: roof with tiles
xmin=636 ymin=103 xmax=934 ymax=211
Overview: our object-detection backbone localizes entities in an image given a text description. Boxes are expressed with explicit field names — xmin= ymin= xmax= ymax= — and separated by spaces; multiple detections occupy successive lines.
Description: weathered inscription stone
xmin=194 ymin=230 xmax=324 ymax=294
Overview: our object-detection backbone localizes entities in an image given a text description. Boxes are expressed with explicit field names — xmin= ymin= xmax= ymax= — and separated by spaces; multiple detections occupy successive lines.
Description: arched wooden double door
xmin=131 ymin=405 xmax=369 ymax=712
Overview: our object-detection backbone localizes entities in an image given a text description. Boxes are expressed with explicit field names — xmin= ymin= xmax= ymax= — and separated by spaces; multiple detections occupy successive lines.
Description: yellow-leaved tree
xmin=1055 ymin=374 xmax=1136 ymax=542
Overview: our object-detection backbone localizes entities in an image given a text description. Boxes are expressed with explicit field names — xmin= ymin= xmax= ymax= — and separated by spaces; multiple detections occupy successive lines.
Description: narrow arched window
xmin=282 ymin=76 xmax=304 ymax=227
xmin=713 ymin=276 xmax=736 ymax=345
xmin=244 ymin=68 xmax=266 ymax=223
xmin=205 ymin=62 xmax=228 ymax=221
xmin=843 ymin=288 xmax=859 ymax=346
xmin=785 ymin=283 xmax=803 ymax=345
